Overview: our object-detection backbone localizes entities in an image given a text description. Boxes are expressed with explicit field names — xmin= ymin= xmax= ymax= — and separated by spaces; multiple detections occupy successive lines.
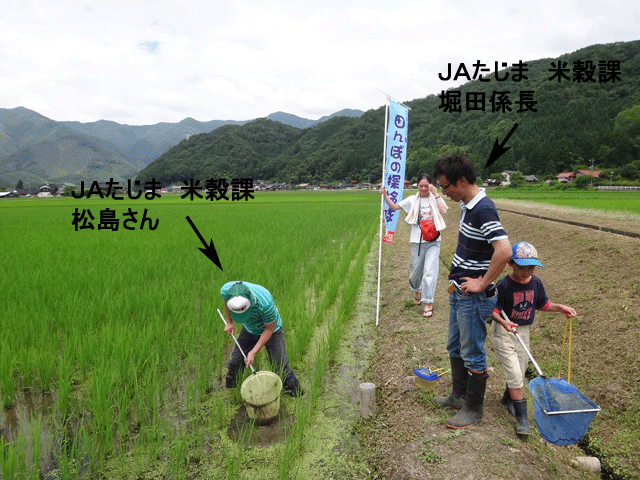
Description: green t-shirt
xmin=220 ymin=281 xmax=283 ymax=335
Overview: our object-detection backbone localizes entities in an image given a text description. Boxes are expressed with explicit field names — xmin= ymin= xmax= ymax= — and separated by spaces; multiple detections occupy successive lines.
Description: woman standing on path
xmin=380 ymin=173 xmax=448 ymax=317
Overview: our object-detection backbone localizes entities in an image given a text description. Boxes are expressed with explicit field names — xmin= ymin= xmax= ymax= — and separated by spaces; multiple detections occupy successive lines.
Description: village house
xmin=501 ymin=170 xmax=519 ymax=184
xmin=557 ymin=169 xmax=601 ymax=183
xmin=577 ymin=168 xmax=602 ymax=178
xmin=37 ymin=183 xmax=59 ymax=197
xmin=0 ymin=189 xmax=19 ymax=198
xmin=557 ymin=172 xmax=577 ymax=183
xmin=17 ymin=187 xmax=40 ymax=196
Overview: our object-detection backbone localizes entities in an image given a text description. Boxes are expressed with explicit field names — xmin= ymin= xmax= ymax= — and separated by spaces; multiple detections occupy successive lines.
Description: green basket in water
xmin=241 ymin=371 xmax=282 ymax=425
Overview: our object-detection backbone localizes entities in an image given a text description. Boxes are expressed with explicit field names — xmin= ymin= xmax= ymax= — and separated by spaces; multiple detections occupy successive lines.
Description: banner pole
xmin=375 ymin=97 xmax=390 ymax=326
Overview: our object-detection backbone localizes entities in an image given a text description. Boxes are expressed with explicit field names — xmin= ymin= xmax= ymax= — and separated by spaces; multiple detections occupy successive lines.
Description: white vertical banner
xmin=381 ymin=100 xmax=408 ymax=243
xmin=376 ymin=97 xmax=409 ymax=326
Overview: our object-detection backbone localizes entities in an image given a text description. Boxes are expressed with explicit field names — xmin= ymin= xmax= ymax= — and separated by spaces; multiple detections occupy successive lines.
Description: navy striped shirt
xmin=449 ymin=190 xmax=508 ymax=287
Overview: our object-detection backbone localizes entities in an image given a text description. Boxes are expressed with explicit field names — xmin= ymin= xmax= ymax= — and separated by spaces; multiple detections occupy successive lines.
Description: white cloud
xmin=142 ymin=89 xmax=194 ymax=111
xmin=202 ymin=77 xmax=253 ymax=102
xmin=1 ymin=0 xmax=638 ymax=124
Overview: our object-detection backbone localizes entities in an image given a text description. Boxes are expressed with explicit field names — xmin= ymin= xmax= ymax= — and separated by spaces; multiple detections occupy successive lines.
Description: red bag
xmin=420 ymin=217 xmax=439 ymax=242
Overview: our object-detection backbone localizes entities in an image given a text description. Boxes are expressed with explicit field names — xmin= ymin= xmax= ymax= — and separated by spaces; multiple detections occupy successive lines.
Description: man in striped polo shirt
xmin=221 ymin=281 xmax=303 ymax=397
xmin=432 ymin=154 xmax=511 ymax=429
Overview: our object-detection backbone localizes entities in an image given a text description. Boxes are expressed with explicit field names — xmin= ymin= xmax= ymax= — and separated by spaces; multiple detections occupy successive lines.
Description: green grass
xmin=0 ymin=190 xmax=380 ymax=478
xmin=488 ymin=188 xmax=640 ymax=215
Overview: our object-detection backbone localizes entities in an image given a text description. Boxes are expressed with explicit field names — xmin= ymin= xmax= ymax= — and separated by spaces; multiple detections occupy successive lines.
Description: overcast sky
xmin=1 ymin=0 xmax=638 ymax=126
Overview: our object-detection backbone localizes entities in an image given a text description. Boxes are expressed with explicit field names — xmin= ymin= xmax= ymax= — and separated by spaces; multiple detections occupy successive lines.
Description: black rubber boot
xmin=283 ymin=374 xmax=304 ymax=397
xmin=225 ymin=367 xmax=241 ymax=389
xmin=500 ymin=385 xmax=515 ymax=416
xmin=225 ymin=373 xmax=237 ymax=389
xmin=433 ymin=357 xmax=467 ymax=409
xmin=445 ymin=370 xmax=488 ymax=429
xmin=513 ymin=399 xmax=532 ymax=436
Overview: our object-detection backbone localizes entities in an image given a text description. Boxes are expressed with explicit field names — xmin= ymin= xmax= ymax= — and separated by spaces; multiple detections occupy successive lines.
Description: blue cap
xmin=510 ymin=241 xmax=543 ymax=267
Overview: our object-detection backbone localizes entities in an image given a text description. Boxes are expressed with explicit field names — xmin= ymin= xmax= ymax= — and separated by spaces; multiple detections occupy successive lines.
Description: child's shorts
xmin=490 ymin=322 xmax=531 ymax=390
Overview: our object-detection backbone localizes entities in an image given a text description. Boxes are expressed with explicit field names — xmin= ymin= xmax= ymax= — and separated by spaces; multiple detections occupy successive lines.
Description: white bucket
xmin=241 ymin=371 xmax=283 ymax=425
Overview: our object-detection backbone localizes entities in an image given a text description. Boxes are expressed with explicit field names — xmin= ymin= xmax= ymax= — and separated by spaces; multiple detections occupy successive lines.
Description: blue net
xmin=529 ymin=377 xmax=600 ymax=446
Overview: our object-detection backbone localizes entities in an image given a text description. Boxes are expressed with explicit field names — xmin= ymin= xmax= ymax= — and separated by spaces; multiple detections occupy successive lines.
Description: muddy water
xmin=0 ymin=389 xmax=70 ymax=479
xmin=2 ymin=390 xmax=54 ymax=440
xmin=227 ymin=404 xmax=295 ymax=447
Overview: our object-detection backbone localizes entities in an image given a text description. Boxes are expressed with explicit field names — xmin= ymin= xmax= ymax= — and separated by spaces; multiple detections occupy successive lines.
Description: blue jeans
xmin=227 ymin=326 xmax=294 ymax=381
xmin=446 ymin=289 xmax=497 ymax=372
xmin=409 ymin=240 xmax=441 ymax=304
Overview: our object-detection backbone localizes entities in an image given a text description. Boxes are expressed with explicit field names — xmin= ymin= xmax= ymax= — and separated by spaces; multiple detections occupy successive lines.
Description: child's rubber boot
xmin=500 ymin=385 xmax=515 ymax=416
xmin=513 ymin=399 xmax=532 ymax=436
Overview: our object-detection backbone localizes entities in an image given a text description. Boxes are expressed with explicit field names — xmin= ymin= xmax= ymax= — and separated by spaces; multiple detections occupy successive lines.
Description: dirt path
xmin=358 ymin=197 xmax=640 ymax=479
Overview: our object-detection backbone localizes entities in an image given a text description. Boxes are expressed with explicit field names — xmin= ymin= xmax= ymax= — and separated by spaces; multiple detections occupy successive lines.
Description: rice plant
xmin=0 ymin=190 xmax=379 ymax=477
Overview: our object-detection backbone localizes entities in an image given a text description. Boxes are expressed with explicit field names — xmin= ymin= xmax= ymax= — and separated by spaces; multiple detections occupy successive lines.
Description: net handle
xmin=500 ymin=310 xmax=545 ymax=377
xmin=218 ymin=308 xmax=256 ymax=374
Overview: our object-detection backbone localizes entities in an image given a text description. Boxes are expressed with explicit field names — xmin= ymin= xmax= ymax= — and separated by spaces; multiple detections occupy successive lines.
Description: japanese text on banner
xmin=383 ymin=100 xmax=408 ymax=243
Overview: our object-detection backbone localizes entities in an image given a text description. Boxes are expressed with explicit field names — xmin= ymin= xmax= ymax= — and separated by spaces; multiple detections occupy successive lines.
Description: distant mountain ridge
xmin=0 ymin=107 xmax=364 ymax=188
xmin=58 ymin=117 xmax=247 ymax=170
xmin=266 ymin=109 xmax=364 ymax=129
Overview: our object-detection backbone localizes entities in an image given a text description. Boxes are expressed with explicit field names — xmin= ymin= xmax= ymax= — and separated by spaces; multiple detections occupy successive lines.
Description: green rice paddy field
xmin=0 ymin=191 xmax=380 ymax=479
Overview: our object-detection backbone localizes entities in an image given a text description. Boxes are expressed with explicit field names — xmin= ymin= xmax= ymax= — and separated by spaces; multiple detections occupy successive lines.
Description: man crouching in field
xmin=221 ymin=280 xmax=304 ymax=397
xmin=432 ymin=154 xmax=511 ymax=429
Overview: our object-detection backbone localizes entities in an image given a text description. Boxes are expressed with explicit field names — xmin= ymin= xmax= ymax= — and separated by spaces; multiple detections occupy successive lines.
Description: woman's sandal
xmin=413 ymin=293 xmax=421 ymax=305
xmin=423 ymin=305 xmax=433 ymax=318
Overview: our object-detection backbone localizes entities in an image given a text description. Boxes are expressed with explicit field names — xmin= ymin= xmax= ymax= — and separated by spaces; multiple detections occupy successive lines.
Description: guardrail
xmin=597 ymin=186 xmax=640 ymax=191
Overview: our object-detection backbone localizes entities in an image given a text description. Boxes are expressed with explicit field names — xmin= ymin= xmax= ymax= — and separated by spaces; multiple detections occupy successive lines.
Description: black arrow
xmin=485 ymin=122 xmax=519 ymax=169
xmin=186 ymin=216 xmax=223 ymax=271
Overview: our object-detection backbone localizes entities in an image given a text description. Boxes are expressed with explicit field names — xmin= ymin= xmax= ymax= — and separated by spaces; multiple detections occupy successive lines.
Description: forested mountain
xmin=405 ymin=40 xmax=640 ymax=181
xmin=0 ymin=106 xmax=364 ymax=189
xmin=136 ymin=120 xmax=303 ymax=185
xmin=60 ymin=117 xmax=247 ymax=170
xmin=0 ymin=107 xmax=139 ymax=188
xmin=137 ymin=40 xmax=640 ymax=186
